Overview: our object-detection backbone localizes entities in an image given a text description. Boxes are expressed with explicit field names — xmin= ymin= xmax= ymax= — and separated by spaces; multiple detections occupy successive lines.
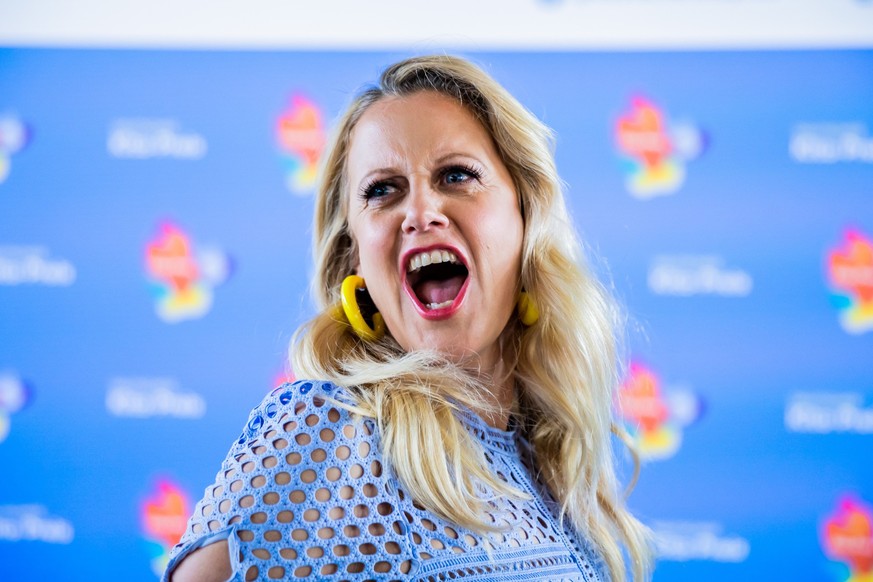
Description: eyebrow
xmin=355 ymin=168 xmax=399 ymax=193
xmin=354 ymin=151 xmax=489 ymax=191
xmin=433 ymin=152 xmax=486 ymax=167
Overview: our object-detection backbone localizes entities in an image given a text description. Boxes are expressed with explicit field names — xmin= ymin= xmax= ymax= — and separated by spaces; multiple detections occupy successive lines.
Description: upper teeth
xmin=407 ymin=250 xmax=460 ymax=272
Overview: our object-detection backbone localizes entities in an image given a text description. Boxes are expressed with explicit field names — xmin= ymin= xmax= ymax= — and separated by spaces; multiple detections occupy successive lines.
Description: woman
xmin=165 ymin=55 xmax=651 ymax=582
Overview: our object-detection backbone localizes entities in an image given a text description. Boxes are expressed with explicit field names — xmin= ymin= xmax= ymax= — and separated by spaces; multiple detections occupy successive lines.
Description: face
xmin=345 ymin=91 xmax=524 ymax=372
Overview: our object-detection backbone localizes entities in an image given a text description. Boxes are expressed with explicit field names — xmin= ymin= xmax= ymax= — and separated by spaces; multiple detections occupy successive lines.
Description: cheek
xmin=349 ymin=220 xmax=398 ymax=311
xmin=483 ymin=207 xmax=524 ymax=275
xmin=355 ymin=228 xmax=390 ymax=276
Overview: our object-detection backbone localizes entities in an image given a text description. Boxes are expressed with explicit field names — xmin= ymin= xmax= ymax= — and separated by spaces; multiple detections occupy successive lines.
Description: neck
xmin=464 ymin=345 xmax=516 ymax=431
xmin=483 ymin=366 xmax=516 ymax=431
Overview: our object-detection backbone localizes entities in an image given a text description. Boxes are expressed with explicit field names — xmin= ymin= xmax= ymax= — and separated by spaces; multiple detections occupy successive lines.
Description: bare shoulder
xmin=168 ymin=539 xmax=231 ymax=582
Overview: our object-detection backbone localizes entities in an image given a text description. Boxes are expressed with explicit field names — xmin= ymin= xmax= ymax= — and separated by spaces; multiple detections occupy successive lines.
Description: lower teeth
xmin=426 ymin=300 xmax=453 ymax=310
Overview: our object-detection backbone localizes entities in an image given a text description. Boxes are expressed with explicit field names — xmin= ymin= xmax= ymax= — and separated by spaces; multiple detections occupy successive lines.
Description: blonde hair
xmin=291 ymin=54 xmax=652 ymax=581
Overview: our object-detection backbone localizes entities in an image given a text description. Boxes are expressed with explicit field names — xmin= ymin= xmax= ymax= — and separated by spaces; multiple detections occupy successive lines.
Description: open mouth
xmin=405 ymin=248 xmax=469 ymax=312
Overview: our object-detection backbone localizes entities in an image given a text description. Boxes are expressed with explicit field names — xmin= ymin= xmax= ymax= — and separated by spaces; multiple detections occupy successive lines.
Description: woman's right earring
xmin=340 ymin=275 xmax=385 ymax=342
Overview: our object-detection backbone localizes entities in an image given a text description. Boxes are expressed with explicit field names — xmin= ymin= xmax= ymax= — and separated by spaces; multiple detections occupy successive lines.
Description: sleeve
xmin=162 ymin=380 xmax=416 ymax=582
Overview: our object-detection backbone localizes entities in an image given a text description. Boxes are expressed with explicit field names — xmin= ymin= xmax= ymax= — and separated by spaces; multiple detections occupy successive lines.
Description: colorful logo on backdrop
xmin=142 ymin=478 xmax=191 ymax=576
xmin=615 ymin=96 xmax=707 ymax=199
xmin=0 ymin=114 xmax=32 ymax=185
xmin=276 ymin=94 xmax=326 ymax=195
xmin=827 ymin=229 xmax=873 ymax=334
xmin=821 ymin=496 xmax=873 ymax=582
xmin=145 ymin=222 xmax=232 ymax=323
xmin=616 ymin=362 xmax=704 ymax=461
xmin=0 ymin=373 xmax=32 ymax=444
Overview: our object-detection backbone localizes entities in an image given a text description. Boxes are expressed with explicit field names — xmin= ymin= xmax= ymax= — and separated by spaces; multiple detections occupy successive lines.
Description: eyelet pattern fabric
xmin=164 ymin=380 xmax=609 ymax=582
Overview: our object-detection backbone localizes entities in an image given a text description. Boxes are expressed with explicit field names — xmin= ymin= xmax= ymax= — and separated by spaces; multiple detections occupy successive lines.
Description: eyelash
xmin=440 ymin=163 xmax=483 ymax=184
xmin=360 ymin=179 xmax=395 ymax=200
xmin=360 ymin=164 xmax=483 ymax=201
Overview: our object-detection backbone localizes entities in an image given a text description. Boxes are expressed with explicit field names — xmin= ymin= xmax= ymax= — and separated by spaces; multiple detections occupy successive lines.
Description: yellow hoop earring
xmin=517 ymin=291 xmax=539 ymax=326
xmin=340 ymin=275 xmax=385 ymax=342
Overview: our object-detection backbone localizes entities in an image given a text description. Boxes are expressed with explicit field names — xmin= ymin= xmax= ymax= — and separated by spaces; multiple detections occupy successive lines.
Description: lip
xmin=400 ymin=244 xmax=470 ymax=321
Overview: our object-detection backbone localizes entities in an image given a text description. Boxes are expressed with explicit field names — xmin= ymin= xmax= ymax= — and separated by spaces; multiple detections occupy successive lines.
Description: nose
xmin=401 ymin=180 xmax=449 ymax=234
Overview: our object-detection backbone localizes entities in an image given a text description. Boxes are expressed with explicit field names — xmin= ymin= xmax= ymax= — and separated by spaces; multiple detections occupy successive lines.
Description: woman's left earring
xmin=340 ymin=275 xmax=385 ymax=342
xmin=517 ymin=291 xmax=539 ymax=326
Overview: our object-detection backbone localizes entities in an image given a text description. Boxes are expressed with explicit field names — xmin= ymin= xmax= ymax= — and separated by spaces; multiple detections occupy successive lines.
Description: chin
xmin=397 ymin=329 xmax=467 ymax=358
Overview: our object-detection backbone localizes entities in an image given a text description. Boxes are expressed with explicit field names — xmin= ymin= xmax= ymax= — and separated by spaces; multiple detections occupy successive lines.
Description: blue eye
xmin=362 ymin=181 xmax=395 ymax=200
xmin=445 ymin=170 xmax=470 ymax=183
xmin=442 ymin=164 xmax=482 ymax=185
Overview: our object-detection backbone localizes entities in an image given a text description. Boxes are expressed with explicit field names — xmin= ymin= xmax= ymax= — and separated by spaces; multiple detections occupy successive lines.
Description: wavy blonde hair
xmin=291 ymin=54 xmax=651 ymax=581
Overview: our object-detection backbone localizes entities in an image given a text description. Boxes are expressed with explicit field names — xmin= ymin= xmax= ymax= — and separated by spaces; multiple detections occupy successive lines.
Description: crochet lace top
xmin=163 ymin=380 xmax=610 ymax=582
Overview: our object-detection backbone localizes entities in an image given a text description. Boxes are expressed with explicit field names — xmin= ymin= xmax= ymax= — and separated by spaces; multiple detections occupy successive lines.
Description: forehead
xmin=347 ymin=92 xmax=496 ymax=168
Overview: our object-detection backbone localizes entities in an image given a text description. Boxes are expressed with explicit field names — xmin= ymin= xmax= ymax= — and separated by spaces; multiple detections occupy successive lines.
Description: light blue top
xmin=164 ymin=380 xmax=610 ymax=581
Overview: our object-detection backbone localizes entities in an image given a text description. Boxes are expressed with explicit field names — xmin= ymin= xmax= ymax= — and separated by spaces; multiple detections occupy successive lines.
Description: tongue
xmin=416 ymin=275 xmax=465 ymax=306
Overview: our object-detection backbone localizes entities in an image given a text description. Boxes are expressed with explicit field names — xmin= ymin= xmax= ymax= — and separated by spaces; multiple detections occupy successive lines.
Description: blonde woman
xmin=165 ymin=55 xmax=651 ymax=582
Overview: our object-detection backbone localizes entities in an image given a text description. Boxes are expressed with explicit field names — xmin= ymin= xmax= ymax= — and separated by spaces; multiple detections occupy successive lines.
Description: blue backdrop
xmin=0 ymin=48 xmax=871 ymax=581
